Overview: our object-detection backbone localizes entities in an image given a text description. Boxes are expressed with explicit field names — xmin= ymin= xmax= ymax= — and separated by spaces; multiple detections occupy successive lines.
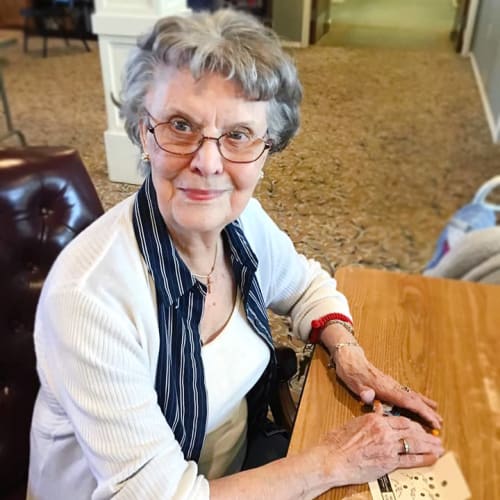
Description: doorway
xmin=319 ymin=0 xmax=457 ymax=50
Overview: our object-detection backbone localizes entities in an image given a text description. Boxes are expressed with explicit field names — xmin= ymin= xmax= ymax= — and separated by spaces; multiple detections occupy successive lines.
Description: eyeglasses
xmin=145 ymin=111 xmax=272 ymax=164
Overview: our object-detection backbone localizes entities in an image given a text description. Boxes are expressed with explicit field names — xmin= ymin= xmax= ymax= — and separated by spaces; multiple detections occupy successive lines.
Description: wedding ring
xmin=400 ymin=438 xmax=410 ymax=455
xmin=400 ymin=385 xmax=411 ymax=392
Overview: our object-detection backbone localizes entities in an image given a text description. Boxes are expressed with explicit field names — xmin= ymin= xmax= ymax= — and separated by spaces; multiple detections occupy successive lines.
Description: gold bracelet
xmin=323 ymin=319 xmax=355 ymax=336
xmin=327 ymin=341 xmax=361 ymax=369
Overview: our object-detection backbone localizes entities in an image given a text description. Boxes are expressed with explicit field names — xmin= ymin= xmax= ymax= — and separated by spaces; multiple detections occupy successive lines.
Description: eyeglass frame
xmin=143 ymin=111 xmax=273 ymax=164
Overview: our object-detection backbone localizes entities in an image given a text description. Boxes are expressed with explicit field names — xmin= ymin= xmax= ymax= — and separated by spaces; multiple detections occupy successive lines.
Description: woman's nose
xmin=189 ymin=138 xmax=224 ymax=175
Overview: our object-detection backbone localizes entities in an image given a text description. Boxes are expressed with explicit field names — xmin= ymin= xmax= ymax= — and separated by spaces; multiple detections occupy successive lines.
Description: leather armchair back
xmin=0 ymin=146 xmax=103 ymax=499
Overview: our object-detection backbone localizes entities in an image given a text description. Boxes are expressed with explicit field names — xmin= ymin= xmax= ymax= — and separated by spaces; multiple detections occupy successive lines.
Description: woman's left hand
xmin=332 ymin=344 xmax=443 ymax=431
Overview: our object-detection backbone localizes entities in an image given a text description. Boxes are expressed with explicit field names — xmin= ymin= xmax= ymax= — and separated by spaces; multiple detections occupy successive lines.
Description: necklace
xmin=191 ymin=240 xmax=218 ymax=294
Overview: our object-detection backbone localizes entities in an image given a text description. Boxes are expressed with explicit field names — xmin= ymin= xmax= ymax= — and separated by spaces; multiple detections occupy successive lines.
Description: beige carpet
xmin=321 ymin=0 xmax=455 ymax=50
xmin=1 ymin=31 xmax=499 ymax=393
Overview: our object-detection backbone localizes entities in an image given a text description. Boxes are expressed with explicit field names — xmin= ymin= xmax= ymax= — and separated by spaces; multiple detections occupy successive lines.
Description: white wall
xmin=470 ymin=0 xmax=500 ymax=143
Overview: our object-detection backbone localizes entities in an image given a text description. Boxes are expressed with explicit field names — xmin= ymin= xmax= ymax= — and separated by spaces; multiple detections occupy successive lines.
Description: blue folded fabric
xmin=425 ymin=176 xmax=500 ymax=271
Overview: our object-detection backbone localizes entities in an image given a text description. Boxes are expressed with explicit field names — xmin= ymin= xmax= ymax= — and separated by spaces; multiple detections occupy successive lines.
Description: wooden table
xmin=288 ymin=267 xmax=499 ymax=499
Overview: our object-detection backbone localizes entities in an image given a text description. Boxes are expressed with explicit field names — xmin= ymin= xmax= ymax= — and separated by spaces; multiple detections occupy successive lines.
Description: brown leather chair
xmin=0 ymin=146 xmax=104 ymax=500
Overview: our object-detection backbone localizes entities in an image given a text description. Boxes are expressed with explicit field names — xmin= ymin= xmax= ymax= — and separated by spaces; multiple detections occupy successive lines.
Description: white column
xmin=92 ymin=0 xmax=190 ymax=184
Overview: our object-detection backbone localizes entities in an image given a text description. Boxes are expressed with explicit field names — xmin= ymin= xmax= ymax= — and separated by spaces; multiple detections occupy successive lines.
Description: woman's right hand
xmin=211 ymin=408 xmax=444 ymax=499
xmin=318 ymin=411 xmax=444 ymax=488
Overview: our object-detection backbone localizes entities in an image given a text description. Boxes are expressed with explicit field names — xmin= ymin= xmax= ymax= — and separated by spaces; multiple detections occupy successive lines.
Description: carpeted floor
xmin=328 ymin=0 xmax=455 ymax=29
xmin=321 ymin=0 xmax=456 ymax=50
xmin=1 ymin=30 xmax=499 ymax=394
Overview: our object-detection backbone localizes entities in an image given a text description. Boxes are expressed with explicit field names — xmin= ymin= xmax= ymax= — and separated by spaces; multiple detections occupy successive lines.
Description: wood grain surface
xmin=288 ymin=267 xmax=500 ymax=500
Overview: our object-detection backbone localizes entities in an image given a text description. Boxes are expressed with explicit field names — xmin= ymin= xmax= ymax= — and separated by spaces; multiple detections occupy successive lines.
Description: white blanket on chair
xmin=423 ymin=226 xmax=500 ymax=285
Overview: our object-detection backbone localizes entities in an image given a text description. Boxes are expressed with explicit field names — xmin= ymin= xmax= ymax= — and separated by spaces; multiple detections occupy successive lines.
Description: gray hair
xmin=119 ymin=9 xmax=302 ymax=172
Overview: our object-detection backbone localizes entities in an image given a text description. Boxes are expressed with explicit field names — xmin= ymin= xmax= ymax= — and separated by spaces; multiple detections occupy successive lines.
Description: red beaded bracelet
xmin=309 ymin=312 xmax=353 ymax=344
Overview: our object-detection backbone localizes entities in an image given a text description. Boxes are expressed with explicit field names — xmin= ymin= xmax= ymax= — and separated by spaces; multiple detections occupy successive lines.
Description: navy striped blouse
xmin=132 ymin=174 xmax=276 ymax=462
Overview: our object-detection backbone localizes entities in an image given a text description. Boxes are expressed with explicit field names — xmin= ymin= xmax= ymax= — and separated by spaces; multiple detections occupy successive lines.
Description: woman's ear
xmin=139 ymin=118 xmax=149 ymax=152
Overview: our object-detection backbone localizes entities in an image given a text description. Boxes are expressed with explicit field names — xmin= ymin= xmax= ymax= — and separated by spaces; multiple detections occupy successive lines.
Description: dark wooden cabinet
xmin=0 ymin=0 xmax=30 ymax=28
xmin=222 ymin=0 xmax=272 ymax=24
xmin=450 ymin=0 xmax=470 ymax=52
xmin=310 ymin=0 xmax=330 ymax=44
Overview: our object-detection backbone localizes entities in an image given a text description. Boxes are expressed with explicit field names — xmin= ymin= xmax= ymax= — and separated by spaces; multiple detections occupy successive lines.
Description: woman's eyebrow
xmin=158 ymin=108 xmax=201 ymax=127
xmin=225 ymin=121 xmax=257 ymax=130
xmin=218 ymin=119 xmax=265 ymax=135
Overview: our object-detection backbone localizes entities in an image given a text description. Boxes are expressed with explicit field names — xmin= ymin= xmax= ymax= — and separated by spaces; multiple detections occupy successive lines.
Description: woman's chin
xmin=170 ymin=210 xmax=228 ymax=235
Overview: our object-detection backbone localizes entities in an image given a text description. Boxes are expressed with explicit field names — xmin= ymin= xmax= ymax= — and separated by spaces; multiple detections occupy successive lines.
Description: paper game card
xmin=368 ymin=452 xmax=471 ymax=500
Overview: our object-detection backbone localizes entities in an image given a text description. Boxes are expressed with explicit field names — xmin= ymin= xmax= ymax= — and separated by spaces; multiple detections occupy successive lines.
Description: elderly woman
xmin=28 ymin=9 xmax=443 ymax=500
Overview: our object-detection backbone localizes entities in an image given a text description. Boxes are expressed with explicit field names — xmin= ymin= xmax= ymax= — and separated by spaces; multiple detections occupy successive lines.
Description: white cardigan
xmin=27 ymin=195 xmax=350 ymax=500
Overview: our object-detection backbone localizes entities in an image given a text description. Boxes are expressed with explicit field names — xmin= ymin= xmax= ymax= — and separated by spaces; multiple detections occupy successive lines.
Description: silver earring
xmin=141 ymin=152 xmax=150 ymax=162
xmin=259 ymin=170 xmax=264 ymax=179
